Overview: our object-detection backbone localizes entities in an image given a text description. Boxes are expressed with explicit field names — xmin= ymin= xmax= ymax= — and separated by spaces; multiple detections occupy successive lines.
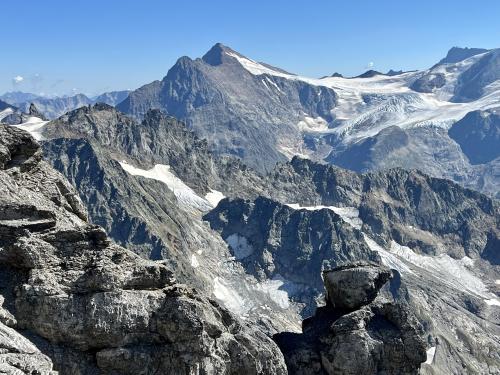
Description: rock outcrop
xmin=0 ymin=124 xmax=287 ymax=374
xmin=448 ymin=108 xmax=500 ymax=164
xmin=28 ymin=103 xmax=48 ymax=121
xmin=275 ymin=262 xmax=427 ymax=375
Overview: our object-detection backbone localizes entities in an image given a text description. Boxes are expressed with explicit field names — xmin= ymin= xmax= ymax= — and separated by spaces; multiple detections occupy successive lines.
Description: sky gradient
xmin=3 ymin=0 xmax=499 ymax=96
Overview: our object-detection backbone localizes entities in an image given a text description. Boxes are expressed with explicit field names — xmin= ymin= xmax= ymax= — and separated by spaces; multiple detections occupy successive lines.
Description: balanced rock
xmin=323 ymin=261 xmax=392 ymax=310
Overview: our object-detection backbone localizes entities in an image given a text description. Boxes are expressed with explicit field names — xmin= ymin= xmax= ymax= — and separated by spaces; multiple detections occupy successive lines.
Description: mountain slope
xmin=206 ymin=157 xmax=500 ymax=374
xmin=116 ymin=44 xmax=500 ymax=195
xmin=15 ymin=93 xmax=93 ymax=119
xmin=118 ymin=43 xmax=338 ymax=171
xmin=92 ymin=90 xmax=131 ymax=106
xmin=437 ymin=46 xmax=489 ymax=65
xmin=448 ymin=108 xmax=500 ymax=164
xmin=3 ymin=90 xmax=132 ymax=120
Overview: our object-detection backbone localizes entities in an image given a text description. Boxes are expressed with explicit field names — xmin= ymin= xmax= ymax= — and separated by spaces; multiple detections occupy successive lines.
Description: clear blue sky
xmin=3 ymin=0 xmax=499 ymax=96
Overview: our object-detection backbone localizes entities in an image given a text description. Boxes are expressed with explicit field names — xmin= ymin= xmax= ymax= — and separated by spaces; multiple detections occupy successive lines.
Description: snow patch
xmin=0 ymin=108 xmax=14 ymax=121
xmin=12 ymin=117 xmax=49 ymax=141
xmin=205 ymin=189 xmax=225 ymax=207
xmin=118 ymin=161 xmax=212 ymax=211
xmin=213 ymin=277 xmax=246 ymax=314
xmin=255 ymin=277 xmax=291 ymax=309
xmin=226 ymin=51 xmax=293 ymax=79
xmin=363 ymin=234 xmax=412 ymax=274
xmin=425 ymin=346 xmax=436 ymax=365
xmin=389 ymin=241 xmax=487 ymax=297
xmin=297 ymin=116 xmax=329 ymax=132
xmin=226 ymin=233 xmax=254 ymax=260
xmin=485 ymin=299 xmax=500 ymax=307
xmin=190 ymin=254 xmax=199 ymax=268
xmin=286 ymin=203 xmax=362 ymax=229
xmin=278 ymin=145 xmax=310 ymax=160
xmin=265 ymin=77 xmax=283 ymax=93
xmin=364 ymin=236 xmax=500 ymax=304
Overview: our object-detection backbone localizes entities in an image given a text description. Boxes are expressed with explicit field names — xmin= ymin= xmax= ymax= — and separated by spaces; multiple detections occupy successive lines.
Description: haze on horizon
xmin=2 ymin=0 xmax=499 ymax=96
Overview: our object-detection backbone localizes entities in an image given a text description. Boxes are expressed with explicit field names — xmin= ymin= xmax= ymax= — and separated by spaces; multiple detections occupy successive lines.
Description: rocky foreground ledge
xmin=0 ymin=124 xmax=286 ymax=374
xmin=0 ymin=124 xmax=426 ymax=374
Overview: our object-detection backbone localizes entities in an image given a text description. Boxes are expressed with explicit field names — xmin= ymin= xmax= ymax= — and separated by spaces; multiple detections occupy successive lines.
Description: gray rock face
xmin=0 ymin=322 xmax=56 ymax=374
xmin=410 ymin=72 xmax=446 ymax=93
xmin=205 ymin=197 xmax=378 ymax=275
xmin=275 ymin=263 xmax=427 ymax=375
xmin=43 ymin=104 xmax=262 ymax=196
xmin=328 ymin=124 xmax=500 ymax=198
xmin=28 ymin=102 xmax=47 ymax=120
xmin=265 ymin=157 xmax=500 ymax=261
xmin=452 ymin=49 xmax=500 ymax=102
xmin=205 ymin=196 xmax=380 ymax=315
xmin=117 ymin=43 xmax=338 ymax=171
xmin=0 ymin=124 xmax=287 ymax=374
xmin=448 ymin=108 xmax=500 ymax=164
xmin=354 ymin=70 xmax=384 ymax=78
xmin=323 ymin=262 xmax=392 ymax=310
xmin=386 ymin=69 xmax=404 ymax=76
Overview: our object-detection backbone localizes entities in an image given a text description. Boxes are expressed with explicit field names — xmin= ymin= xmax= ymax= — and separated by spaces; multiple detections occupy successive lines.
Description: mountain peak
xmin=355 ymin=70 xmax=384 ymax=78
xmin=202 ymin=42 xmax=240 ymax=66
xmin=438 ymin=46 xmax=489 ymax=65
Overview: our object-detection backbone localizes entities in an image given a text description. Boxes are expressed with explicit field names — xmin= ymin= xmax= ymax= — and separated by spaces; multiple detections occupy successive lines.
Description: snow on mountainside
xmin=213 ymin=45 xmax=500 ymax=197
xmin=227 ymin=47 xmax=499 ymax=140
xmin=11 ymin=116 xmax=49 ymax=140
xmin=118 ymin=161 xmax=213 ymax=211
xmin=118 ymin=45 xmax=500 ymax=195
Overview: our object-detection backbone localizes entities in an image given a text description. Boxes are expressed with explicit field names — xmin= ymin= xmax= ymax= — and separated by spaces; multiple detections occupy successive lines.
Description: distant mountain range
xmin=0 ymin=90 xmax=130 ymax=119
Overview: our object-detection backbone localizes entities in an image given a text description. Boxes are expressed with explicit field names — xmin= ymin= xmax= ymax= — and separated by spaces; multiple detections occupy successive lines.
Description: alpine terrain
xmin=0 ymin=42 xmax=498 ymax=375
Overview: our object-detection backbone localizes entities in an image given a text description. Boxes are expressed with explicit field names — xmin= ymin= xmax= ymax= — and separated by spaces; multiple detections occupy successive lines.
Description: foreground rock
xmin=0 ymin=124 xmax=287 ymax=374
xmin=275 ymin=262 xmax=427 ymax=375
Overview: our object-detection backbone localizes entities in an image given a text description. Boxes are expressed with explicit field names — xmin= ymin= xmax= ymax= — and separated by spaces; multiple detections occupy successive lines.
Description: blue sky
xmin=3 ymin=0 xmax=499 ymax=96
